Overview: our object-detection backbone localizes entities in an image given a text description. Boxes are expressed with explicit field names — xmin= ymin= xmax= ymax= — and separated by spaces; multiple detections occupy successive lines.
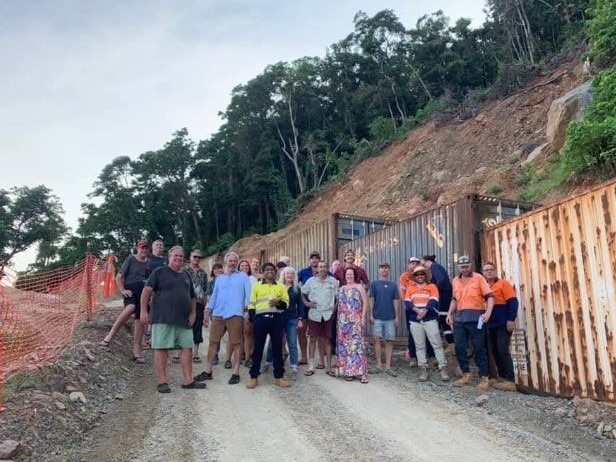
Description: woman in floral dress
xmin=336 ymin=267 xmax=369 ymax=383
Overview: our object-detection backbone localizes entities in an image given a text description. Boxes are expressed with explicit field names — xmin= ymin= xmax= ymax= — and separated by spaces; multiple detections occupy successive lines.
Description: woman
xmin=336 ymin=267 xmax=369 ymax=383
xmin=237 ymin=259 xmax=258 ymax=368
xmin=405 ymin=266 xmax=449 ymax=382
xmin=330 ymin=259 xmax=342 ymax=275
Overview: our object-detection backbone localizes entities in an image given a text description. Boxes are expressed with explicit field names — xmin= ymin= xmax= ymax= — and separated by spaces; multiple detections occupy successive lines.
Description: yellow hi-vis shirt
xmin=250 ymin=280 xmax=290 ymax=314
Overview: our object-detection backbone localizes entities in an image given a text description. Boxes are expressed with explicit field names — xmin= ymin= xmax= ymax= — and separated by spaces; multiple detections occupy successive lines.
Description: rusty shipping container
xmin=262 ymin=213 xmax=391 ymax=269
xmin=482 ymin=179 xmax=616 ymax=401
xmin=339 ymin=194 xmax=536 ymax=339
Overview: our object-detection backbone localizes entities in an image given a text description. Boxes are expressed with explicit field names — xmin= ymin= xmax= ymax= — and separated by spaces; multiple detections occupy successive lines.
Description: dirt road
xmin=81 ymin=342 xmax=606 ymax=462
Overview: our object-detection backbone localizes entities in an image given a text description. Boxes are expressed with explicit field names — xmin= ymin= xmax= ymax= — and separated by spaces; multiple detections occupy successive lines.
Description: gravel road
xmin=79 ymin=330 xmax=616 ymax=462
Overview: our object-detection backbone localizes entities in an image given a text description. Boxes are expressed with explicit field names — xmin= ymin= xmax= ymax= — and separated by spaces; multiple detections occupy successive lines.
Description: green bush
xmin=589 ymin=0 xmax=616 ymax=68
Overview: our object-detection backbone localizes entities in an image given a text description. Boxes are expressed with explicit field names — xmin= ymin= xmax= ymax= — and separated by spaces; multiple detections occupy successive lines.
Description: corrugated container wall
xmin=262 ymin=214 xmax=390 ymax=269
xmin=339 ymin=195 xmax=535 ymax=340
xmin=482 ymin=180 xmax=616 ymax=401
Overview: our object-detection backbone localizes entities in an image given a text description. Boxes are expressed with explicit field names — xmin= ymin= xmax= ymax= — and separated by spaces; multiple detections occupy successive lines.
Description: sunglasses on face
xmin=414 ymin=272 xmax=426 ymax=277
xmin=192 ymin=256 xmax=202 ymax=259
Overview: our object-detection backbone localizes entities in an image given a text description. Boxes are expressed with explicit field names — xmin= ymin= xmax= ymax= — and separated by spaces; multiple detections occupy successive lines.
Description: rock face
xmin=546 ymin=80 xmax=593 ymax=152
xmin=0 ymin=439 xmax=20 ymax=459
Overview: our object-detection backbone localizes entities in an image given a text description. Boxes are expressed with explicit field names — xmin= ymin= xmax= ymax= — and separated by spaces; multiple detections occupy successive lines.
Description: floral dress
xmin=336 ymin=286 xmax=367 ymax=377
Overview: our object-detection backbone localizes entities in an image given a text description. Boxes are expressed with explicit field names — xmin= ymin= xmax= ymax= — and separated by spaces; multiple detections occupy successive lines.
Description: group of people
xmin=100 ymin=240 xmax=519 ymax=394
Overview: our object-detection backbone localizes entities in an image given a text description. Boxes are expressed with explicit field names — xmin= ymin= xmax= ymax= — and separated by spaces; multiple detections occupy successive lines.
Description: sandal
xmin=133 ymin=356 xmax=145 ymax=364
xmin=316 ymin=364 xmax=325 ymax=369
xmin=99 ymin=340 xmax=110 ymax=347
xmin=181 ymin=381 xmax=206 ymax=389
xmin=157 ymin=382 xmax=171 ymax=393
xmin=193 ymin=356 xmax=202 ymax=363
xmin=361 ymin=376 xmax=369 ymax=384
xmin=172 ymin=357 xmax=180 ymax=364
xmin=326 ymin=370 xmax=337 ymax=378
xmin=345 ymin=376 xmax=355 ymax=382
xmin=224 ymin=360 xmax=233 ymax=369
xmin=304 ymin=369 xmax=315 ymax=376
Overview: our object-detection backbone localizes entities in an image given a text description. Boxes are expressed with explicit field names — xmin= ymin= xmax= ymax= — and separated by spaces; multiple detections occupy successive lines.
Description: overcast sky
xmin=0 ymin=0 xmax=486 ymax=270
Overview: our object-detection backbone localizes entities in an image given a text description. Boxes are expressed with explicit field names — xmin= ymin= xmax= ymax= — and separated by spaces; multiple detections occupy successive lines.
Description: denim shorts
xmin=372 ymin=319 xmax=396 ymax=341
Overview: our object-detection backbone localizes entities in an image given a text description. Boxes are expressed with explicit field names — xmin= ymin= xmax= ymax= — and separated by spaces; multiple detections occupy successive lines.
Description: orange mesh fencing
xmin=0 ymin=253 xmax=110 ymax=411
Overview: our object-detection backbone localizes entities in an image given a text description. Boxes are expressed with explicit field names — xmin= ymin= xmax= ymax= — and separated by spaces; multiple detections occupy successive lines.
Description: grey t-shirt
xmin=369 ymin=280 xmax=399 ymax=320
xmin=146 ymin=266 xmax=195 ymax=327
xmin=149 ymin=255 xmax=168 ymax=271
xmin=119 ymin=255 xmax=150 ymax=288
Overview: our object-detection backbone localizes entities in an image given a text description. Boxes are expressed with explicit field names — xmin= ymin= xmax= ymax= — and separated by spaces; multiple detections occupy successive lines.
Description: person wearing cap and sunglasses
xmin=446 ymin=255 xmax=494 ymax=390
xmin=398 ymin=257 xmax=422 ymax=367
xmin=185 ymin=250 xmax=208 ymax=363
xmin=100 ymin=240 xmax=151 ymax=364
xmin=404 ymin=266 xmax=449 ymax=382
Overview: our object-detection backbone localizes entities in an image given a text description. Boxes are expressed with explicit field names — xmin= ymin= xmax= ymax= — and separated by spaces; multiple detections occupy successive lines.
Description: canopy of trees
xmin=2 ymin=2 xmax=597 ymax=270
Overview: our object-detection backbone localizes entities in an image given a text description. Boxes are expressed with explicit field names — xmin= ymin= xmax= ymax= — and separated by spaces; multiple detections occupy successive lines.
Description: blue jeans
xmin=266 ymin=317 xmax=299 ymax=367
xmin=453 ymin=321 xmax=489 ymax=377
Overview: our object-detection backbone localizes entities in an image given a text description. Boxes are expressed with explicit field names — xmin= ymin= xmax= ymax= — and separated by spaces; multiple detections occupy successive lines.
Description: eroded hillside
xmin=231 ymin=60 xmax=592 ymax=258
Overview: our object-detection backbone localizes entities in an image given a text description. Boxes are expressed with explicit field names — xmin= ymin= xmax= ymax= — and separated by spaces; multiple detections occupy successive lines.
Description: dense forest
xmin=3 ymin=0 xmax=615 ymax=270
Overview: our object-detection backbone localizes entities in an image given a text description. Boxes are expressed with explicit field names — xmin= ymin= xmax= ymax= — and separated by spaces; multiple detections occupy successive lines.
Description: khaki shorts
xmin=209 ymin=316 xmax=243 ymax=346
xmin=151 ymin=323 xmax=193 ymax=349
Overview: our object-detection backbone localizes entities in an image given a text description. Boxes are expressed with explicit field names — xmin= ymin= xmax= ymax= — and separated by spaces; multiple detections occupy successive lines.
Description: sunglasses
xmin=192 ymin=256 xmax=202 ymax=259
xmin=414 ymin=272 xmax=426 ymax=276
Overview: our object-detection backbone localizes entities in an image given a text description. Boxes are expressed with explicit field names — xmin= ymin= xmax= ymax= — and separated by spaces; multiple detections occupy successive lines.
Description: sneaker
xmin=224 ymin=360 xmax=232 ymax=369
xmin=418 ymin=367 xmax=429 ymax=382
xmin=228 ymin=374 xmax=240 ymax=385
xmin=291 ymin=369 xmax=298 ymax=381
xmin=478 ymin=376 xmax=490 ymax=391
xmin=409 ymin=358 xmax=418 ymax=368
xmin=454 ymin=372 xmax=472 ymax=387
xmin=384 ymin=368 xmax=398 ymax=377
xmin=368 ymin=365 xmax=383 ymax=374
xmin=274 ymin=378 xmax=291 ymax=387
xmin=193 ymin=371 xmax=213 ymax=381
xmin=440 ymin=368 xmax=450 ymax=382
xmin=493 ymin=380 xmax=517 ymax=392
xmin=262 ymin=363 xmax=271 ymax=373
xmin=212 ymin=354 xmax=219 ymax=365
xmin=244 ymin=359 xmax=252 ymax=368
xmin=246 ymin=378 xmax=258 ymax=389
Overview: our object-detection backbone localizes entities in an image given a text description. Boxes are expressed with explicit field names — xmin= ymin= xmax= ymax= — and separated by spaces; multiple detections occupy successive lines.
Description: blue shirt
xmin=209 ymin=270 xmax=252 ymax=319
xmin=298 ymin=266 xmax=334 ymax=285
xmin=369 ymin=280 xmax=399 ymax=320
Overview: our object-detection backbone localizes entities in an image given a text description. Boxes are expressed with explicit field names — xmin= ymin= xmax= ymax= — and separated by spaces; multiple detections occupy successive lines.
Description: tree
xmin=0 ymin=185 xmax=67 ymax=267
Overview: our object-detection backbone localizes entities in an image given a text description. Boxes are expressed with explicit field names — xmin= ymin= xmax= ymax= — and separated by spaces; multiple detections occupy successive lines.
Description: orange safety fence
xmin=0 ymin=253 xmax=111 ymax=412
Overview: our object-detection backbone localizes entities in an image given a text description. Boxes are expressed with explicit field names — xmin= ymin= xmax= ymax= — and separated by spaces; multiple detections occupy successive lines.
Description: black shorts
xmin=123 ymin=284 xmax=145 ymax=319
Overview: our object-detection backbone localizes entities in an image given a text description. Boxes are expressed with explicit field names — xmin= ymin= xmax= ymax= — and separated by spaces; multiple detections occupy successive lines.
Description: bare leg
xmin=180 ymin=347 xmax=193 ymax=385
xmin=298 ymin=322 xmax=308 ymax=363
xmin=307 ymin=336 xmax=318 ymax=371
xmin=205 ymin=342 xmax=218 ymax=373
xmin=232 ymin=342 xmax=242 ymax=375
xmin=385 ymin=341 xmax=394 ymax=369
xmin=103 ymin=305 xmax=135 ymax=342
xmin=154 ymin=349 xmax=169 ymax=385
xmin=373 ymin=337 xmax=383 ymax=368
xmin=133 ymin=319 xmax=144 ymax=358
xmin=243 ymin=318 xmax=253 ymax=363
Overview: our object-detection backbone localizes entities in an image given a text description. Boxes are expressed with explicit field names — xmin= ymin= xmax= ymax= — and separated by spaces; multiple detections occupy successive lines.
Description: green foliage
xmin=488 ymin=184 xmax=503 ymax=195
xmin=2 ymin=369 xmax=51 ymax=400
xmin=518 ymin=158 xmax=569 ymax=202
xmin=563 ymin=69 xmax=616 ymax=176
xmin=206 ymin=233 xmax=236 ymax=256
xmin=589 ymin=0 xmax=616 ymax=68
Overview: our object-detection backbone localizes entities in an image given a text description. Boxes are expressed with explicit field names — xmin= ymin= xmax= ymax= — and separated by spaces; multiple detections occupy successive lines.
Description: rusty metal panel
xmin=483 ymin=180 xmax=616 ymax=401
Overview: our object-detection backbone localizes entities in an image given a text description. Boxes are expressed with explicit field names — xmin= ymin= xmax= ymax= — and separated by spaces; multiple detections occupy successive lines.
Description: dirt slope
xmin=230 ymin=60 xmax=591 ymax=258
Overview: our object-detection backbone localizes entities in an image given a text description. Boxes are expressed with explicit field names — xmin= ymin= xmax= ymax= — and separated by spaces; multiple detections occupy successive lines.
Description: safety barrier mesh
xmin=0 ymin=254 xmax=111 ymax=411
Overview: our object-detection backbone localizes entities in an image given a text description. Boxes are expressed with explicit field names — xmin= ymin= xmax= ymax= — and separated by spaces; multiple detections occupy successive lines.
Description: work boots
xmin=454 ymin=372 xmax=472 ymax=387
xmin=493 ymin=380 xmax=517 ymax=392
xmin=274 ymin=378 xmax=291 ymax=387
xmin=246 ymin=378 xmax=258 ymax=389
xmin=418 ymin=367 xmax=429 ymax=382
xmin=478 ymin=376 xmax=490 ymax=391
xmin=439 ymin=368 xmax=450 ymax=382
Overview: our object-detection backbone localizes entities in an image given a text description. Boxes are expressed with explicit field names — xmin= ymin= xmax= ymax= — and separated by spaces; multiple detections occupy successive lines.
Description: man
xmin=278 ymin=256 xmax=291 ymax=266
xmin=145 ymin=239 xmax=167 ymax=351
xmin=398 ymin=257 xmax=422 ymax=367
xmin=194 ymin=251 xmax=252 ymax=385
xmin=301 ymin=260 xmax=338 ymax=376
xmin=422 ymin=255 xmax=454 ymax=352
xmin=185 ymin=250 xmax=208 ymax=363
xmin=297 ymin=251 xmax=322 ymax=365
xmin=140 ymin=246 xmax=205 ymax=392
xmin=482 ymin=262 xmax=518 ymax=392
xmin=246 ymin=263 xmax=291 ymax=389
xmin=446 ymin=255 xmax=494 ymax=390
xmin=100 ymin=240 xmax=150 ymax=363
xmin=368 ymin=263 xmax=400 ymax=376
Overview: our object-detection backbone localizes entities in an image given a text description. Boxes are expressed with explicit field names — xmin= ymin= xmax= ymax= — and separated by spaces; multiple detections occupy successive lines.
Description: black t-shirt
xmin=146 ymin=266 xmax=195 ymax=327
xmin=149 ymin=255 xmax=167 ymax=271
xmin=120 ymin=255 xmax=150 ymax=288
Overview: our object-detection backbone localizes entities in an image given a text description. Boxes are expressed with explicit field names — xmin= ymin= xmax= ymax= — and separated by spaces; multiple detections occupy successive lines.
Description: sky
xmin=0 ymin=0 xmax=486 ymax=270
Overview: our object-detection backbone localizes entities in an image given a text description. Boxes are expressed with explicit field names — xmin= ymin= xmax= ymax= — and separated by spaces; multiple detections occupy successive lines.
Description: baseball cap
xmin=309 ymin=251 xmax=321 ymax=258
xmin=378 ymin=262 xmax=390 ymax=268
xmin=137 ymin=240 xmax=149 ymax=249
xmin=457 ymin=255 xmax=471 ymax=265
xmin=408 ymin=257 xmax=420 ymax=263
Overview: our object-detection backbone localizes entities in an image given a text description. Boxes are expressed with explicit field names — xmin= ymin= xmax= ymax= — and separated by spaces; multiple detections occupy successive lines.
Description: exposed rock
xmin=597 ymin=421 xmax=605 ymax=436
xmin=522 ymin=143 xmax=549 ymax=165
xmin=69 ymin=392 xmax=86 ymax=404
xmin=0 ymin=439 xmax=20 ymax=459
xmin=554 ymin=407 xmax=568 ymax=417
xmin=54 ymin=401 xmax=66 ymax=411
xmin=475 ymin=395 xmax=489 ymax=406
xmin=546 ymin=80 xmax=593 ymax=152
